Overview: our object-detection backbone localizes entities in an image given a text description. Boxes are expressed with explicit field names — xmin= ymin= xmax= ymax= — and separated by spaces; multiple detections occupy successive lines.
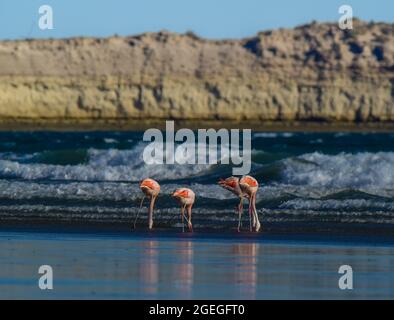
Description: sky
xmin=0 ymin=0 xmax=392 ymax=40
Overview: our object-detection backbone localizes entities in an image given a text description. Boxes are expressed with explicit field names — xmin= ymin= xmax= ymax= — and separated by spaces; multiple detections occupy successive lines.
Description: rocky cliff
xmin=0 ymin=20 xmax=393 ymax=128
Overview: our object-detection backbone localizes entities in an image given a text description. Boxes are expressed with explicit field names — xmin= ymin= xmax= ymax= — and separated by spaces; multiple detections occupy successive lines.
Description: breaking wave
xmin=281 ymin=152 xmax=394 ymax=190
xmin=0 ymin=144 xmax=215 ymax=182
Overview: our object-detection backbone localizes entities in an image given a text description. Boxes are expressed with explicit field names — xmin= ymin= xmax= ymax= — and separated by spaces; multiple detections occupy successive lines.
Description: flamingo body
xmin=139 ymin=178 xmax=160 ymax=229
xmin=218 ymin=175 xmax=261 ymax=232
xmin=172 ymin=188 xmax=195 ymax=232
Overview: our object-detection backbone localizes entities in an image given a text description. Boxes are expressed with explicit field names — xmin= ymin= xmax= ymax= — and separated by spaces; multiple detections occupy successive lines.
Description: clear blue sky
xmin=0 ymin=0 xmax=392 ymax=40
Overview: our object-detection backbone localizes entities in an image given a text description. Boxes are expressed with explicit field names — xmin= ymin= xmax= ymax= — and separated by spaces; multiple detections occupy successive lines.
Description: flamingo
xmin=218 ymin=176 xmax=260 ymax=232
xmin=218 ymin=176 xmax=244 ymax=232
xmin=136 ymin=178 xmax=160 ymax=229
xmin=240 ymin=176 xmax=260 ymax=232
xmin=172 ymin=188 xmax=195 ymax=232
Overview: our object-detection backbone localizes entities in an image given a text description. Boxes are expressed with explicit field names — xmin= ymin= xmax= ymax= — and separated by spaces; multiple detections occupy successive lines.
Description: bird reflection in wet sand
xmin=172 ymin=241 xmax=194 ymax=298
xmin=232 ymin=243 xmax=259 ymax=299
xmin=139 ymin=240 xmax=159 ymax=295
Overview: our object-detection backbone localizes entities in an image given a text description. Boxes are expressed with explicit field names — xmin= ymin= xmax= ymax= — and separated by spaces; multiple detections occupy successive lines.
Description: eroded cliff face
xmin=0 ymin=20 xmax=393 ymax=126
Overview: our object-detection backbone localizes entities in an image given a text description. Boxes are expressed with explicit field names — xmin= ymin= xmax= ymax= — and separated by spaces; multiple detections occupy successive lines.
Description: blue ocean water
xmin=0 ymin=131 xmax=393 ymax=233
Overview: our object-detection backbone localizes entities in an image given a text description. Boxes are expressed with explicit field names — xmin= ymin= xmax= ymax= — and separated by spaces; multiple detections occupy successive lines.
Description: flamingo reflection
xmin=139 ymin=240 xmax=159 ymax=295
xmin=232 ymin=242 xmax=259 ymax=299
xmin=172 ymin=241 xmax=194 ymax=298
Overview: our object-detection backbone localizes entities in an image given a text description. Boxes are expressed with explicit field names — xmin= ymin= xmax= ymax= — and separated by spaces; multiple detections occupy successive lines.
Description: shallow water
xmin=0 ymin=231 xmax=393 ymax=300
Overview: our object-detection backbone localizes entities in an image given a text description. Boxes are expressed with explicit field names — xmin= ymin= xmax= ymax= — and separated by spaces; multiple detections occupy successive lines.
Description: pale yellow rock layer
xmin=0 ymin=20 xmax=393 ymax=126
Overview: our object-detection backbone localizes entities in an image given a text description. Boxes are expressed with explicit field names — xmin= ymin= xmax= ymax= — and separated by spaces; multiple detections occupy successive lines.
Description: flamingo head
xmin=172 ymin=189 xmax=189 ymax=199
xmin=140 ymin=178 xmax=160 ymax=196
xmin=172 ymin=188 xmax=195 ymax=206
xmin=218 ymin=176 xmax=240 ymax=194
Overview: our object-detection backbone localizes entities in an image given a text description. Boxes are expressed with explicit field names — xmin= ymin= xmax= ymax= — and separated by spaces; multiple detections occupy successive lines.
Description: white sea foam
xmin=282 ymin=152 xmax=394 ymax=191
xmin=254 ymin=132 xmax=294 ymax=138
xmin=103 ymin=138 xmax=118 ymax=144
xmin=0 ymin=180 xmax=139 ymax=201
xmin=0 ymin=143 xmax=215 ymax=181
xmin=334 ymin=132 xmax=350 ymax=138
xmin=0 ymin=139 xmax=255 ymax=182
xmin=0 ymin=149 xmax=393 ymax=206
xmin=279 ymin=199 xmax=394 ymax=211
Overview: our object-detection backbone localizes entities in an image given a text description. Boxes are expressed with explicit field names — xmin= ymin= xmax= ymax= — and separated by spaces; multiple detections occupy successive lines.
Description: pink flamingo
xmin=218 ymin=176 xmax=260 ymax=232
xmin=172 ymin=188 xmax=195 ymax=232
xmin=136 ymin=178 xmax=160 ymax=229
xmin=240 ymin=176 xmax=260 ymax=232
xmin=218 ymin=176 xmax=243 ymax=232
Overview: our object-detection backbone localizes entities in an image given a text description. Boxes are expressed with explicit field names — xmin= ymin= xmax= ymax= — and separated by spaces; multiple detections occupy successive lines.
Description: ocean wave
xmin=0 ymin=143 xmax=215 ymax=182
xmin=0 ymin=150 xmax=393 ymax=200
xmin=281 ymin=152 xmax=394 ymax=190
xmin=0 ymin=132 xmax=393 ymax=231
xmin=279 ymin=199 xmax=394 ymax=211
xmin=0 ymin=139 xmax=257 ymax=182
xmin=0 ymin=180 xmax=234 ymax=205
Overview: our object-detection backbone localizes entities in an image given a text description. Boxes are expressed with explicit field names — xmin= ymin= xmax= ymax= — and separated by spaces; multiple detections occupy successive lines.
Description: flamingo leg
xmin=252 ymin=193 xmax=261 ymax=232
xmin=133 ymin=196 xmax=145 ymax=229
xmin=252 ymin=200 xmax=257 ymax=228
xmin=237 ymin=197 xmax=243 ymax=232
xmin=248 ymin=199 xmax=253 ymax=232
xmin=181 ymin=203 xmax=186 ymax=233
xmin=187 ymin=205 xmax=193 ymax=232
xmin=148 ymin=195 xmax=157 ymax=230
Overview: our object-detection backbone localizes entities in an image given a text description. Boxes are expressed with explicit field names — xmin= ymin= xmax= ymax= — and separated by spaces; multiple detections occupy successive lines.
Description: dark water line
xmin=1 ymin=223 xmax=394 ymax=247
